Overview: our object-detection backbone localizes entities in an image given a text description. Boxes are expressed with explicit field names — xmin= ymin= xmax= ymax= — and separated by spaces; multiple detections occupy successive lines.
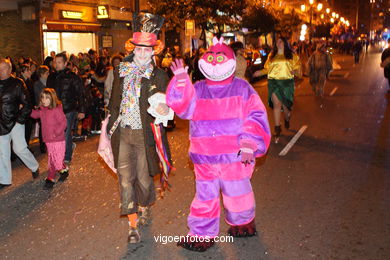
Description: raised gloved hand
xmin=170 ymin=59 xmax=189 ymax=85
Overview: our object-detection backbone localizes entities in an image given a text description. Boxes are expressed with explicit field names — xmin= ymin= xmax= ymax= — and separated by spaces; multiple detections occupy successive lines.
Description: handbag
xmin=97 ymin=114 xmax=117 ymax=173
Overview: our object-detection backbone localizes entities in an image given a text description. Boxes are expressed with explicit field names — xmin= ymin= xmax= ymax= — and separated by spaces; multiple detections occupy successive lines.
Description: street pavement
xmin=0 ymin=48 xmax=389 ymax=260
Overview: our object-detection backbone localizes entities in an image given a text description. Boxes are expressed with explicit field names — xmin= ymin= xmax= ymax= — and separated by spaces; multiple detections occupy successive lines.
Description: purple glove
xmin=170 ymin=59 xmax=189 ymax=86
xmin=238 ymin=139 xmax=257 ymax=166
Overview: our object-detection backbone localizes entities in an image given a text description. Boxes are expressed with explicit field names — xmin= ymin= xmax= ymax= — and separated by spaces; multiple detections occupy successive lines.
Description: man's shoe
xmin=138 ymin=206 xmax=151 ymax=226
xmin=274 ymin=125 xmax=282 ymax=144
xmin=0 ymin=184 xmax=11 ymax=189
xmin=284 ymin=119 xmax=290 ymax=130
xmin=127 ymin=227 xmax=141 ymax=243
xmin=44 ymin=179 xmax=55 ymax=190
xmin=32 ymin=169 xmax=39 ymax=179
xmin=58 ymin=169 xmax=69 ymax=182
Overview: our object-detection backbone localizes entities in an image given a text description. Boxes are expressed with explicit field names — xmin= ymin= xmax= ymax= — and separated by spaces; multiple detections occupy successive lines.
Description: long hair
xmin=269 ymin=37 xmax=293 ymax=60
xmin=39 ymin=88 xmax=61 ymax=109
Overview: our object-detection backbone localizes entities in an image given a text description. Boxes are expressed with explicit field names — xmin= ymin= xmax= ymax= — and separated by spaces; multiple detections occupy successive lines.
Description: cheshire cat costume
xmin=166 ymin=37 xmax=271 ymax=251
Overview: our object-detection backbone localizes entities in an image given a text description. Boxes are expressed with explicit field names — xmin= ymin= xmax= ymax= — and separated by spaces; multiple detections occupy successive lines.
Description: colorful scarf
xmin=108 ymin=61 xmax=154 ymax=137
xmin=119 ymin=61 xmax=153 ymax=115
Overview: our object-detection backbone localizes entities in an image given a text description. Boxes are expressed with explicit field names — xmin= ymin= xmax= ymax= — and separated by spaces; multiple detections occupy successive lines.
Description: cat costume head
xmin=198 ymin=36 xmax=236 ymax=84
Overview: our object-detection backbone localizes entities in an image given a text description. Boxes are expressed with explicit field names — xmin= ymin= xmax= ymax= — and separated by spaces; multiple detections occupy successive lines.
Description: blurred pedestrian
xmin=0 ymin=58 xmax=39 ymax=189
xmin=230 ymin=41 xmax=247 ymax=79
xmin=308 ymin=42 xmax=333 ymax=97
xmin=31 ymin=88 xmax=68 ymax=189
xmin=19 ymin=64 xmax=35 ymax=147
xmin=33 ymin=65 xmax=50 ymax=153
xmin=104 ymin=54 xmax=123 ymax=106
xmin=380 ymin=38 xmax=390 ymax=93
xmin=259 ymin=37 xmax=301 ymax=143
xmin=353 ymin=41 xmax=362 ymax=64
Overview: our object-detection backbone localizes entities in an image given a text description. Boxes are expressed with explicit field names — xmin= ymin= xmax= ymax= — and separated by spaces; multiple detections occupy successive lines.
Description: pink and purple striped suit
xmin=166 ymin=76 xmax=271 ymax=237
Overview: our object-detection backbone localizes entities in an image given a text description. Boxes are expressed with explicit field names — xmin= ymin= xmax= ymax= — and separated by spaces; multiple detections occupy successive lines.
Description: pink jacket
xmin=31 ymin=104 xmax=67 ymax=143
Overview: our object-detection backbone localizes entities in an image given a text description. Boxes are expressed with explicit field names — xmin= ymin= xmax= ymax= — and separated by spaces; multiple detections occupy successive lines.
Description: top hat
xmin=131 ymin=12 xmax=165 ymax=47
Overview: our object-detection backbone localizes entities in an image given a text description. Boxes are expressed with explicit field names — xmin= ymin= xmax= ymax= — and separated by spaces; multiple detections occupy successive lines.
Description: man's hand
xmin=156 ymin=103 xmax=169 ymax=116
xmin=77 ymin=113 xmax=85 ymax=120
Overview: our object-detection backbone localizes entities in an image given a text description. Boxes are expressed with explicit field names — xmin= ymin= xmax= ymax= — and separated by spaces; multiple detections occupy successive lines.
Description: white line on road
xmin=330 ymin=87 xmax=338 ymax=96
xmin=344 ymin=72 xmax=350 ymax=78
xmin=279 ymin=125 xmax=308 ymax=156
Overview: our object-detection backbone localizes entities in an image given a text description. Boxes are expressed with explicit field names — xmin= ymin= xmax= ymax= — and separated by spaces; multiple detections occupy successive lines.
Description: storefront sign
xmin=102 ymin=35 xmax=113 ymax=48
xmin=45 ymin=22 xmax=101 ymax=32
xmin=97 ymin=6 xmax=109 ymax=19
xmin=61 ymin=10 xmax=83 ymax=20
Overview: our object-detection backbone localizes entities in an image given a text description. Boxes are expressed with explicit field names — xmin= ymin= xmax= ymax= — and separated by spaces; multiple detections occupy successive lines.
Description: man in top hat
xmin=107 ymin=12 xmax=171 ymax=243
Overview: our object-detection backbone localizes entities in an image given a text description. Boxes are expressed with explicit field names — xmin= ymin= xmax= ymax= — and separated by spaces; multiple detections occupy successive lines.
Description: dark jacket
xmin=33 ymin=79 xmax=45 ymax=106
xmin=381 ymin=47 xmax=390 ymax=78
xmin=107 ymin=55 xmax=172 ymax=176
xmin=47 ymin=68 xmax=86 ymax=114
xmin=0 ymin=76 xmax=32 ymax=135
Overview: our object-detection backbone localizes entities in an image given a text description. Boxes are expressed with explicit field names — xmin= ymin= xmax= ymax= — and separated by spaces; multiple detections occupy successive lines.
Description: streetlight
xmin=301 ymin=4 xmax=306 ymax=12
xmin=340 ymin=17 xmax=345 ymax=23
xmin=330 ymin=17 xmax=335 ymax=23
xmin=332 ymin=12 xmax=336 ymax=18
xmin=309 ymin=0 xmax=314 ymax=5
xmin=335 ymin=13 xmax=339 ymax=19
xmin=317 ymin=3 xmax=323 ymax=11
xmin=326 ymin=8 xmax=330 ymax=14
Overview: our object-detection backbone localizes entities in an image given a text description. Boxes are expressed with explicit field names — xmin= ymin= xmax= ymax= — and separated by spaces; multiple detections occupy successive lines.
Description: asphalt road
xmin=0 ymin=48 xmax=389 ymax=260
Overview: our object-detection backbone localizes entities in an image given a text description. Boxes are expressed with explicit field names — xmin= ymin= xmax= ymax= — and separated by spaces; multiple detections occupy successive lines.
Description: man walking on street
xmin=0 ymin=58 xmax=39 ymax=189
xmin=47 ymin=53 xmax=85 ymax=165
xmin=107 ymin=12 xmax=171 ymax=244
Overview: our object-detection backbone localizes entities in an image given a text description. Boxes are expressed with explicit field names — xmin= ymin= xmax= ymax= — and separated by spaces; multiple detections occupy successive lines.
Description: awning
xmin=44 ymin=21 xmax=101 ymax=32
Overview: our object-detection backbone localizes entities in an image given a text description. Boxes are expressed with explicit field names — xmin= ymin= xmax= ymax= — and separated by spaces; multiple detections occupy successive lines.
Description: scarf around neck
xmin=119 ymin=61 xmax=153 ymax=115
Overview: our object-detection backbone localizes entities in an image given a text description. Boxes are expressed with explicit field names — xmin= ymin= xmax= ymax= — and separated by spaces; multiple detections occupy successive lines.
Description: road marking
xmin=343 ymin=72 xmax=350 ymax=78
xmin=279 ymin=125 xmax=308 ymax=156
xmin=330 ymin=87 xmax=338 ymax=96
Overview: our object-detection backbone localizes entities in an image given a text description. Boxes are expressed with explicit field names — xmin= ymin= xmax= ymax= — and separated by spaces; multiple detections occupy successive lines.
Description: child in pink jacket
xmin=31 ymin=88 xmax=68 ymax=189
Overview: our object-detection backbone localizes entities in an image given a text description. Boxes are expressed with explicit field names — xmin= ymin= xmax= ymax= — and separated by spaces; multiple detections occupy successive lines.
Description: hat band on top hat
xmin=131 ymin=32 xmax=157 ymax=46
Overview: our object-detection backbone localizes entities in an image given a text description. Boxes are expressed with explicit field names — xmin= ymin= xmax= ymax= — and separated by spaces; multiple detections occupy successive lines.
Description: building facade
xmin=0 ymin=0 xmax=149 ymax=62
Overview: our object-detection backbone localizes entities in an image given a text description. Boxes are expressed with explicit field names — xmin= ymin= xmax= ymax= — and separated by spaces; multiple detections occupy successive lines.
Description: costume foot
xmin=177 ymin=239 xmax=215 ymax=252
xmin=227 ymin=220 xmax=257 ymax=237
xmin=128 ymin=227 xmax=141 ymax=243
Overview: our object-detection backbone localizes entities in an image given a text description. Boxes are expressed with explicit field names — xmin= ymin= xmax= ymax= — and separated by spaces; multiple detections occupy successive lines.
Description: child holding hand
xmin=31 ymin=88 xmax=68 ymax=189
